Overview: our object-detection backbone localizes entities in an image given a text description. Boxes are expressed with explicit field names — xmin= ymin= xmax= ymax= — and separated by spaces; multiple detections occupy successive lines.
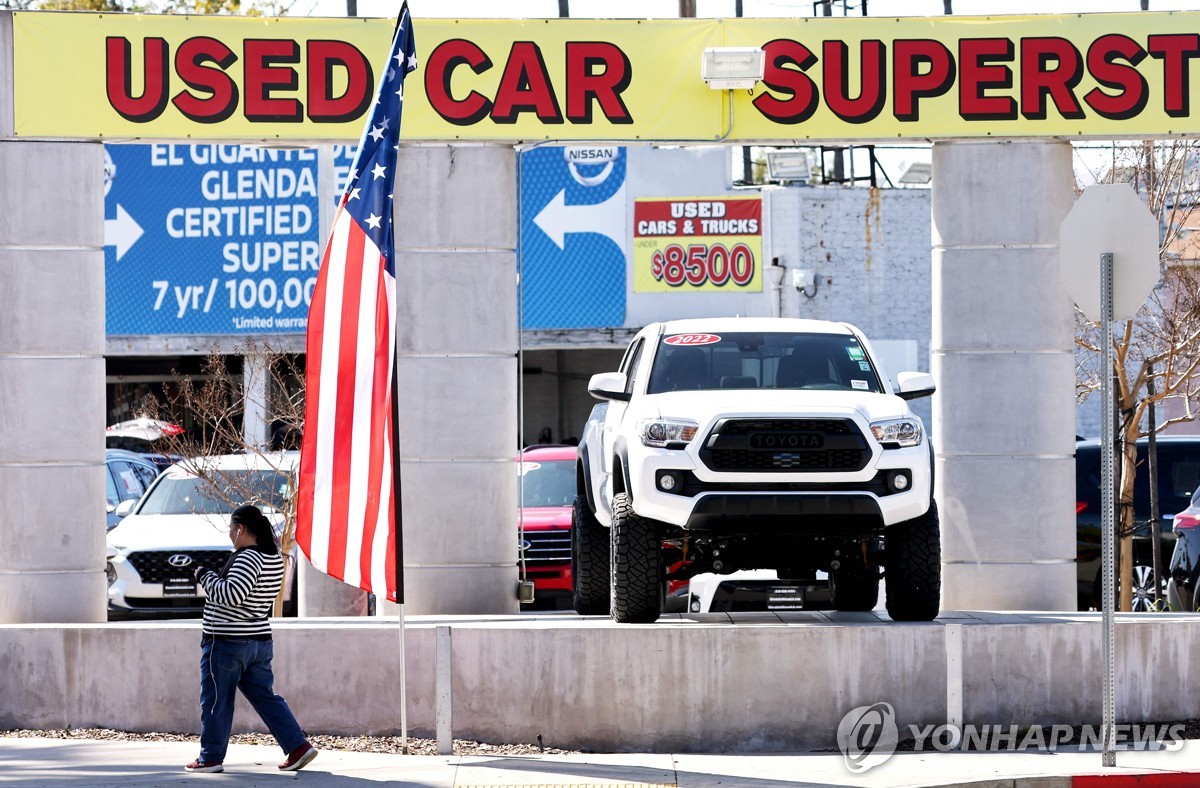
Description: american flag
xmin=296 ymin=6 xmax=417 ymax=604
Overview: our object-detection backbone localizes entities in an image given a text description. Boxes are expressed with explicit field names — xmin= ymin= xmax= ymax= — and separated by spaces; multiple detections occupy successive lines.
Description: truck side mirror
xmin=588 ymin=372 xmax=631 ymax=402
xmin=896 ymin=371 xmax=936 ymax=401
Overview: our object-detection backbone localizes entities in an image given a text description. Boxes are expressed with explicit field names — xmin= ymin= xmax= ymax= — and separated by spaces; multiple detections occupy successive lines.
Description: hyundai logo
xmin=167 ymin=554 xmax=193 ymax=568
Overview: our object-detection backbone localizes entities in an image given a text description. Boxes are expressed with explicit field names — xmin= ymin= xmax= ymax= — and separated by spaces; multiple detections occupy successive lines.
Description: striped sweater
xmin=198 ymin=546 xmax=284 ymax=638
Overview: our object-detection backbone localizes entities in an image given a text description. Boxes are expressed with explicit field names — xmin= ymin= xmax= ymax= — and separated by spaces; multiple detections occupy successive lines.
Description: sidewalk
xmin=4 ymin=737 xmax=1200 ymax=788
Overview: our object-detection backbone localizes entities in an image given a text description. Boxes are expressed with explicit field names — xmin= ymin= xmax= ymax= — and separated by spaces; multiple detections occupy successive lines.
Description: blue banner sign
xmin=104 ymin=143 xmax=321 ymax=336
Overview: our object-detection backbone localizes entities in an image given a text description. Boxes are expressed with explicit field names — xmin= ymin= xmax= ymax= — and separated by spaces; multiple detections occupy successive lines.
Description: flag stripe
xmin=326 ymin=219 xmax=368 ymax=581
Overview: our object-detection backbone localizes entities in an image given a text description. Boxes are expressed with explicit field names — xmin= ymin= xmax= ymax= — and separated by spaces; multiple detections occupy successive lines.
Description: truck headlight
xmin=639 ymin=418 xmax=699 ymax=449
xmin=870 ymin=418 xmax=922 ymax=448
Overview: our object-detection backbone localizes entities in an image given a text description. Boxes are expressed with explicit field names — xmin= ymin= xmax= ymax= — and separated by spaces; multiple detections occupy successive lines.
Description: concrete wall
xmin=0 ymin=613 xmax=1193 ymax=752
xmin=0 ymin=140 xmax=108 ymax=624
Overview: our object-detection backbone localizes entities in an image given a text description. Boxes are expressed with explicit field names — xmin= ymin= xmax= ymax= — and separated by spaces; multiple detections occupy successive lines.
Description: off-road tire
xmin=885 ymin=502 xmax=941 ymax=622
xmin=610 ymin=492 xmax=662 ymax=623
xmin=571 ymin=495 xmax=610 ymax=615
xmin=831 ymin=565 xmax=879 ymax=612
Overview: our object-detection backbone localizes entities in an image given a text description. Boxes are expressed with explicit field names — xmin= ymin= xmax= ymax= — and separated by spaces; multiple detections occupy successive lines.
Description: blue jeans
xmin=199 ymin=637 xmax=306 ymax=763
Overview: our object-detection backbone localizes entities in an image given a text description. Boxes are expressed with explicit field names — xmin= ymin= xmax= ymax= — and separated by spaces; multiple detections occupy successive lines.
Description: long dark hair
xmin=231 ymin=505 xmax=280 ymax=555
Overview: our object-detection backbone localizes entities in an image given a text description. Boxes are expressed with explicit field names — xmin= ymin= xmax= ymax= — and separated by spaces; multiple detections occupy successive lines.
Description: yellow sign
xmin=633 ymin=196 xmax=763 ymax=294
xmin=13 ymin=11 xmax=1200 ymax=141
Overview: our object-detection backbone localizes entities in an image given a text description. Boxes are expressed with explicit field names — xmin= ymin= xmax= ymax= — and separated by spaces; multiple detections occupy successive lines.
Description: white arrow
xmin=104 ymin=204 xmax=144 ymax=261
xmin=533 ymin=182 xmax=626 ymax=252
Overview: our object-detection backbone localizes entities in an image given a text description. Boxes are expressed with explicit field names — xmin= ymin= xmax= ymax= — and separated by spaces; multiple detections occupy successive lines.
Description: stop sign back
xmin=1059 ymin=183 xmax=1160 ymax=322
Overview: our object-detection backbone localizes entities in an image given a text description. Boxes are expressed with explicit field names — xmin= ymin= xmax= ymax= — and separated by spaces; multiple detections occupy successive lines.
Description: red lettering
xmin=171 ymin=37 xmax=238 ymax=124
xmin=1084 ymin=35 xmax=1148 ymax=121
xmin=1020 ymin=37 xmax=1084 ymax=120
xmin=424 ymin=38 xmax=493 ymax=126
xmin=1148 ymin=34 xmax=1200 ymax=117
xmin=106 ymin=36 xmax=169 ymax=123
xmin=959 ymin=38 xmax=1016 ymax=121
xmin=566 ymin=42 xmax=632 ymax=124
xmin=752 ymin=39 xmax=819 ymax=124
xmin=306 ymin=40 xmax=373 ymax=123
xmin=822 ymin=40 xmax=886 ymax=124
xmin=491 ymin=42 xmax=563 ymax=124
xmin=243 ymin=39 xmax=301 ymax=123
xmin=892 ymin=39 xmax=955 ymax=122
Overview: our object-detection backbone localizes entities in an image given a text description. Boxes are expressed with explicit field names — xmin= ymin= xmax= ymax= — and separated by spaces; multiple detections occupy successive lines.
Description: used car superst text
xmin=573 ymin=317 xmax=939 ymax=623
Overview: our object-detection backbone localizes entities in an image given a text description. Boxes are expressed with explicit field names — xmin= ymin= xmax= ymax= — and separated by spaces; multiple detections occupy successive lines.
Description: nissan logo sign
xmin=167 ymin=554 xmax=193 ymax=568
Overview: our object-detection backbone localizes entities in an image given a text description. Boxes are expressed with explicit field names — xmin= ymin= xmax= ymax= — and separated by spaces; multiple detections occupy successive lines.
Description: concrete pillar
xmin=932 ymin=140 xmax=1077 ymax=611
xmin=0 ymin=141 xmax=108 ymax=623
xmin=242 ymin=353 xmax=269 ymax=449
xmin=297 ymin=557 xmax=368 ymax=616
xmin=388 ymin=144 xmax=519 ymax=615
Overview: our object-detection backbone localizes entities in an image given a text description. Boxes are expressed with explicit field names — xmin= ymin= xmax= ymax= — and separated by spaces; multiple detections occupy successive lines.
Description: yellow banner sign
xmin=12 ymin=11 xmax=1200 ymax=141
xmin=633 ymin=196 xmax=763 ymax=294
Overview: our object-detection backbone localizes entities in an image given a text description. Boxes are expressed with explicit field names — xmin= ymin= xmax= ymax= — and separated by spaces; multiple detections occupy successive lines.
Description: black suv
xmin=1076 ymin=436 xmax=1200 ymax=610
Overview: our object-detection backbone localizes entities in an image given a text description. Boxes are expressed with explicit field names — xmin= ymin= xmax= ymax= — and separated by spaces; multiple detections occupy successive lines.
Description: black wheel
xmin=885 ymin=502 xmax=941 ymax=622
xmin=610 ymin=492 xmax=662 ymax=623
xmin=831 ymin=564 xmax=879 ymax=612
xmin=571 ymin=495 xmax=610 ymax=615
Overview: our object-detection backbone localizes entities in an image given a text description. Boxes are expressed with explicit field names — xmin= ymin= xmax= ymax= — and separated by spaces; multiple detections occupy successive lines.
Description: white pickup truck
xmin=572 ymin=317 xmax=939 ymax=623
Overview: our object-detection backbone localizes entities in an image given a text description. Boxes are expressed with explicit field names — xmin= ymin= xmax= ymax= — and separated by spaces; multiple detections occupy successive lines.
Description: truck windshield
xmin=645 ymin=332 xmax=884 ymax=394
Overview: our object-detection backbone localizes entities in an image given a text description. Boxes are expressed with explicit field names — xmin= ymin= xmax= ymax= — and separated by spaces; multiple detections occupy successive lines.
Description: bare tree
xmin=137 ymin=340 xmax=305 ymax=616
xmin=1076 ymin=140 xmax=1200 ymax=611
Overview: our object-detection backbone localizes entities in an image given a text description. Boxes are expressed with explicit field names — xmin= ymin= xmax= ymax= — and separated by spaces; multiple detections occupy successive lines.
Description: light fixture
xmin=766 ymin=149 xmax=817 ymax=183
xmin=898 ymin=161 xmax=932 ymax=185
xmin=701 ymin=47 xmax=765 ymax=91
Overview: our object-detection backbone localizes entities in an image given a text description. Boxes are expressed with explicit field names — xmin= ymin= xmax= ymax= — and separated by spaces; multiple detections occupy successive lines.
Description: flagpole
xmin=393 ymin=336 xmax=407 ymax=754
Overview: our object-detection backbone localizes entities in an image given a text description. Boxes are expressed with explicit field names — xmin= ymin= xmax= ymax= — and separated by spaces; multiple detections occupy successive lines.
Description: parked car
xmin=106 ymin=453 xmax=298 ymax=619
xmin=518 ymin=445 xmax=578 ymax=607
xmin=104 ymin=449 xmax=162 ymax=530
xmin=1167 ymin=489 xmax=1200 ymax=611
xmin=1076 ymin=436 xmax=1200 ymax=611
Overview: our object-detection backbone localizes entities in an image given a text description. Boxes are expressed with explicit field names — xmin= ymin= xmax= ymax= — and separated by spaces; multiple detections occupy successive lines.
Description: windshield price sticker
xmin=665 ymin=334 xmax=722 ymax=346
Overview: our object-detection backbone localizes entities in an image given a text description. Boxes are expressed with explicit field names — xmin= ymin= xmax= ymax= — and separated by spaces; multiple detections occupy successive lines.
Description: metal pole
xmin=1100 ymin=252 xmax=1117 ymax=768
xmin=558 ymin=0 xmax=569 ymax=16
xmin=1148 ymin=368 xmax=1163 ymax=608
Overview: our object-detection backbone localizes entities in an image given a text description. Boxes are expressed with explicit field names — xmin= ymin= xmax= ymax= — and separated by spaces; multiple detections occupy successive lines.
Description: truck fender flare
xmin=613 ymin=438 xmax=630 ymax=498
xmin=579 ymin=445 xmax=597 ymax=513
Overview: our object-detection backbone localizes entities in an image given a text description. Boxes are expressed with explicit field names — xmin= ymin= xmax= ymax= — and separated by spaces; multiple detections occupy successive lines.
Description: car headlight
xmin=639 ymin=418 xmax=699 ymax=449
xmin=870 ymin=418 xmax=922 ymax=448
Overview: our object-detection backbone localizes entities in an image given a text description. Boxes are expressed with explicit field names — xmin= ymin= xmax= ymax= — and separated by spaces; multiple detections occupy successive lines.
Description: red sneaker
xmin=278 ymin=742 xmax=318 ymax=772
xmin=184 ymin=759 xmax=224 ymax=773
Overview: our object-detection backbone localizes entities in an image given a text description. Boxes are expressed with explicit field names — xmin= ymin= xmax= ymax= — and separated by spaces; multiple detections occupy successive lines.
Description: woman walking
xmin=185 ymin=504 xmax=318 ymax=774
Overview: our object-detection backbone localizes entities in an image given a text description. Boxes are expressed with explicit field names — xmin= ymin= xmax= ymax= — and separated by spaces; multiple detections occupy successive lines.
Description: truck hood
xmin=635 ymin=389 xmax=914 ymax=425
xmin=107 ymin=513 xmax=231 ymax=553
xmin=519 ymin=506 xmax=573 ymax=530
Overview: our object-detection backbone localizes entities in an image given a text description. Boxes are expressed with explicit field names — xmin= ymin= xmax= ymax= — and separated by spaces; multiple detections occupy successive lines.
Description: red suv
xmin=519 ymin=445 xmax=579 ymax=605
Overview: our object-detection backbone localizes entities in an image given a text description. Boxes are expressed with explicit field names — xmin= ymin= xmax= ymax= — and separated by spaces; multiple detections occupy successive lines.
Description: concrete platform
xmin=2 ymin=611 xmax=1198 ymax=753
